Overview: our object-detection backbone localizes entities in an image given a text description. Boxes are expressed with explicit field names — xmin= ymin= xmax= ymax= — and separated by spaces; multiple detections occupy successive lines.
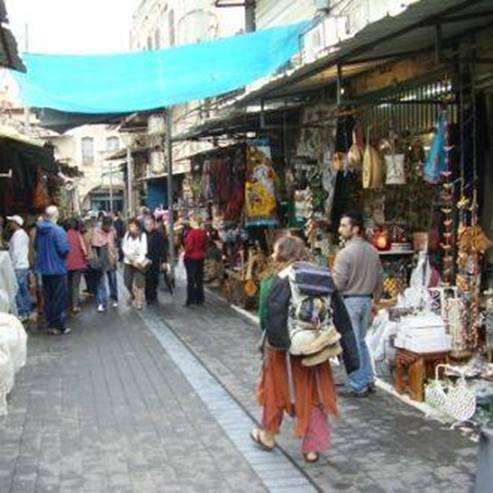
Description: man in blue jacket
xmin=35 ymin=205 xmax=71 ymax=335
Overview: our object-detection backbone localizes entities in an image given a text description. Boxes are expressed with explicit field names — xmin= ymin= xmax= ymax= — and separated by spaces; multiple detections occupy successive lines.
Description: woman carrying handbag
xmin=122 ymin=219 xmax=148 ymax=310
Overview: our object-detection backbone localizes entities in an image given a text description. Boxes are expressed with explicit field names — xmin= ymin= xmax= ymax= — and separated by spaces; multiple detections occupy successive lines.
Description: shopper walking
xmin=35 ymin=206 xmax=71 ymax=335
xmin=183 ymin=217 xmax=207 ymax=307
xmin=252 ymin=235 xmax=358 ymax=463
xmin=113 ymin=211 xmax=125 ymax=262
xmin=7 ymin=215 xmax=32 ymax=322
xmin=333 ymin=211 xmax=384 ymax=397
xmin=66 ymin=218 xmax=88 ymax=314
xmin=81 ymin=218 xmax=98 ymax=297
xmin=92 ymin=216 xmax=119 ymax=312
xmin=144 ymin=216 xmax=168 ymax=304
xmin=122 ymin=219 xmax=148 ymax=310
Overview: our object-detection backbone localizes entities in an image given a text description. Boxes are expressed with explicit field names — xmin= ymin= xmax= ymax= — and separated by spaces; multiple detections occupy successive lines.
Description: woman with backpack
xmin=251 ymin=235 xmax=359 ymax=463
xmin=92 ymin=216 xmax=119 ymax=313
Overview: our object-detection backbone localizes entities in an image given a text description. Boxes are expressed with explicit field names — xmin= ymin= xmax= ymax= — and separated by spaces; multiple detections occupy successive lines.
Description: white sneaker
xmin=97 ymin=304 xmax=105 ymax=312
xmin=112 ymin=302 xmax=118 ymax=308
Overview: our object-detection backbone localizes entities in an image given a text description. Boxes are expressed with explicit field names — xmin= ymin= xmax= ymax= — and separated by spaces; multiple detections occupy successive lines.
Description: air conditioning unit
xmin=315 ymin=0 xmax=330 ymax=13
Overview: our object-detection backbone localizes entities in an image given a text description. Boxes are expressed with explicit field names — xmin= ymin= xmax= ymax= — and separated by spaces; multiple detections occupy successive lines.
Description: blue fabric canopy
xmin=14 ymin=22 xmax=309 ymax=114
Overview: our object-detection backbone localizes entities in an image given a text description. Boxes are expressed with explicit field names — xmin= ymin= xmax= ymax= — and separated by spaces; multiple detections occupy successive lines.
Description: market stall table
xmin=395 ymin=348 xmax=449 ymax=402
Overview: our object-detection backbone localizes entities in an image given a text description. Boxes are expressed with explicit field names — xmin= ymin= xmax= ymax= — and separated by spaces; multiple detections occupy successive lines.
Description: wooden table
xmin=395 ymin=348 xmax=449 ymax=402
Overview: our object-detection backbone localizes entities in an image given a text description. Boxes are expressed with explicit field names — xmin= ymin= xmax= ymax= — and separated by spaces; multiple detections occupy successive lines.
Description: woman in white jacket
xmin=122 ymin=219 xmax=148 ymax=310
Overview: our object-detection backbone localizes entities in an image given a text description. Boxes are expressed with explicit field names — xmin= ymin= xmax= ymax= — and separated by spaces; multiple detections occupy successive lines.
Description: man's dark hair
xmin=341 ymin=211 xmax=364 ymax=235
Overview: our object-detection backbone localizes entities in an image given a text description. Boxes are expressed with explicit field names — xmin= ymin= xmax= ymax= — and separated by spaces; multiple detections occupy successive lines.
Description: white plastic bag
xmin=0 ymin=345 xmax=14 ymax=415
xmin=0 ymin=313 xmax=27 ymax=372
xmin=367 ymin=310 xmax=398 ymax=376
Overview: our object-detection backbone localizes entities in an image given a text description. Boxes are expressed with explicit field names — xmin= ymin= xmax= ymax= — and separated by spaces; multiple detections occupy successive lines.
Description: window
xmin=169 ymin=9 xmax=175 ymax=47
xmin=106 ymin=136 xmax=120 ymax=152
xmin=81 ymin=137 xmax=95 ymax=165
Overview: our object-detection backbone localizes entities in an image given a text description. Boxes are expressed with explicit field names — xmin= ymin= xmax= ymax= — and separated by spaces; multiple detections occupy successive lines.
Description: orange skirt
xmin=257 ymin=347 xmax=339 ymax=438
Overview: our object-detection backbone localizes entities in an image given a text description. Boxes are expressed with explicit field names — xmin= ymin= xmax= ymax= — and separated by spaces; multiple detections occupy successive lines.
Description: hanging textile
xmin=245 ymin=142 xmax=278 ymax=227
xmin=14 ymin=22 xmax=310 ymax=114
xmin=424 ymin=111 xmax=447 ymax=184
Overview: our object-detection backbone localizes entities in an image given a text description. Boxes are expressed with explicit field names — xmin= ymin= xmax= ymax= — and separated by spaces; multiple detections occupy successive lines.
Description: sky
xmin=6 ymin=0 xmax=141 ymax=54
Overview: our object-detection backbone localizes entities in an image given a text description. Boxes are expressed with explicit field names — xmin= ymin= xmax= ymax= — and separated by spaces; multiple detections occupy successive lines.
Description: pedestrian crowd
xmin=3 ymin=206 xmax=384 ymax=466
xmin=1 ymin=205 xmax=212 ymax=334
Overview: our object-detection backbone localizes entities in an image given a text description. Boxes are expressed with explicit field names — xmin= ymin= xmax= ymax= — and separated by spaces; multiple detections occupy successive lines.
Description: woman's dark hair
xmin=341 ymin=211 xmax=364 ymax=235
xmin=102 ymin=216 xmax=113 ymax=229
xmin=128 ymin=218 xmax=141 ymax=230
xmin=66 ymin=217 xmax=78 ymax=231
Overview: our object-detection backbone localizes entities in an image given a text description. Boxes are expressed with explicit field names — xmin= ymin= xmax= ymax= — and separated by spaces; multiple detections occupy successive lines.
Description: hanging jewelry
xmin=439 ymin=108 xmax=454 ymax=285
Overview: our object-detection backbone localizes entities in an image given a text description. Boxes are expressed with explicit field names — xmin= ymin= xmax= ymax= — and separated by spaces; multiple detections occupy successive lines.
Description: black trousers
xmin=145 ymin=267 xmax=160 ymax=303
xmin=84 ymin=268 xmax=99 ymax=295
xmin=185 ymin=258 xmax=204 ymax=305
xmin=42 ymin=274 xmax=68 ymax=330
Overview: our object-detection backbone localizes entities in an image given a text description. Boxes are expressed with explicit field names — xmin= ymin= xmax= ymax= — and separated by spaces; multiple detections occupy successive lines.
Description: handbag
xmin=425 ymin=364 xmax=476 ymax=424
xmin=385 ymin=154 xmax=406 ymax=185
xmin=88 ymin=254 xmax=102 ymax=271
xmin=133 ymin=257 xmax=152 ymax=274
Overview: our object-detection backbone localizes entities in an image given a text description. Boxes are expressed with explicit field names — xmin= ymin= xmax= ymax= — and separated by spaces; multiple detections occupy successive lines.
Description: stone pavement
xmin=0 ymin=278 xmax=479 ymax=493
xmin=0 ymin=301 xmax=272 ymax=493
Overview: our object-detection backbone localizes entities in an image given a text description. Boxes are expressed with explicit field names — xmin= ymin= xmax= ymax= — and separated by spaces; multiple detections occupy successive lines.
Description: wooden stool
xmin=395 ymin=349 xmax=449 ymax=401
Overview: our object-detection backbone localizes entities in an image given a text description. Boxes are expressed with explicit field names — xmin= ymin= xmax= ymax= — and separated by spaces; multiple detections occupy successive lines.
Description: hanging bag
xmin=348 ymin=127 xmax=364 ymax=169
xmin=425 ymin=364 xmax=476 ymax=424
xmin=385 ymin=154 xmax=406 ymax=185
xmin=362 ymin=127 xmax=383 ymax=189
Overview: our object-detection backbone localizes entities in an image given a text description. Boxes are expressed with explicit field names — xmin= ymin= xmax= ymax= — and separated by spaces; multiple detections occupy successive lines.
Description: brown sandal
xmin=250 ymin=429 xmax=275 ymax=452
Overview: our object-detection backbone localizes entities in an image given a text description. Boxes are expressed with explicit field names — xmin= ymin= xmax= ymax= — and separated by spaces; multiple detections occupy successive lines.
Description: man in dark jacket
xmin=144 ymin=216 xmax=168 ymax=304
xmin=35 ymin=205 xmax=71 ymax=335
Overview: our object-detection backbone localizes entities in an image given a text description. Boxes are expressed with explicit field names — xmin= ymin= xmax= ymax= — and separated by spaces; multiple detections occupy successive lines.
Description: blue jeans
xmin=15 ymin=268 xmax=32 ymax=318
xmin=343 ymin=297 xmax=374 ymax=393
xmin=96 ymin=270 xmax=118 ymax=307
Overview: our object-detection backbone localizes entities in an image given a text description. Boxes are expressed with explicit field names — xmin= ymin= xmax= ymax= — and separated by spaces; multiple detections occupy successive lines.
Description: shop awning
xmin=173 ymin=102 xmax=304 ymax=142
xmin=0 ymin=0 xmax=25 ymax=72
xmin=0 ymin=125 xmax=57 ymax=174
xmin=14 ymin=21 xmax=310 ymax=115
xmin=236 ymin=0 xmax=493 ymax=104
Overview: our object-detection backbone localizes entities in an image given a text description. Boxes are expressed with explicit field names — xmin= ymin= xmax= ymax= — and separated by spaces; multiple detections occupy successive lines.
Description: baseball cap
xmin=7 ymin=215 xmax=24 ymax=227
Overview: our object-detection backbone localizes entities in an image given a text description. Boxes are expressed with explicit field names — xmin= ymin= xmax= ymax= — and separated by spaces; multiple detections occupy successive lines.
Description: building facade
xmin=129 ymin=0 xmax=245 ymax=185
xmin=64 ymin=125 xmax=124 ymax=212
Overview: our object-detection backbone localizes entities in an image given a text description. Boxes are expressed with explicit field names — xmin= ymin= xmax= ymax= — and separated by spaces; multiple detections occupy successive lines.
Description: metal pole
xmin=109 ymin=163 xmax=114 ymax=213
xmin=126 ymin=145 xmax=133 ymax=218
xmin=165 ymin=110 xmax=175 ymax=277
xmin=23 ymin=23 xmax=30 ymax=129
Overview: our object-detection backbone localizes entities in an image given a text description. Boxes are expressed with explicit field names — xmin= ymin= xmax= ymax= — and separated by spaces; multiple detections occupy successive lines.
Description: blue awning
xmin=14 ymin=22 xmax=309 ymax=114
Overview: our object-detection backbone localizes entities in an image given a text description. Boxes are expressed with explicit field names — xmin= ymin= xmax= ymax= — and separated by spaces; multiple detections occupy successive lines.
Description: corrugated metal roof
xmin=0 ymin=0 xmax=25 ymax=71
xmin=238 ymin=0 xmax=493 ymax=104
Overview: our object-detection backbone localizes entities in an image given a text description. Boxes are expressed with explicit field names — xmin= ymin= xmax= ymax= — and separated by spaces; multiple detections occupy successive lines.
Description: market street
xmin=0 ymin=281 xmax=477 ymax=493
